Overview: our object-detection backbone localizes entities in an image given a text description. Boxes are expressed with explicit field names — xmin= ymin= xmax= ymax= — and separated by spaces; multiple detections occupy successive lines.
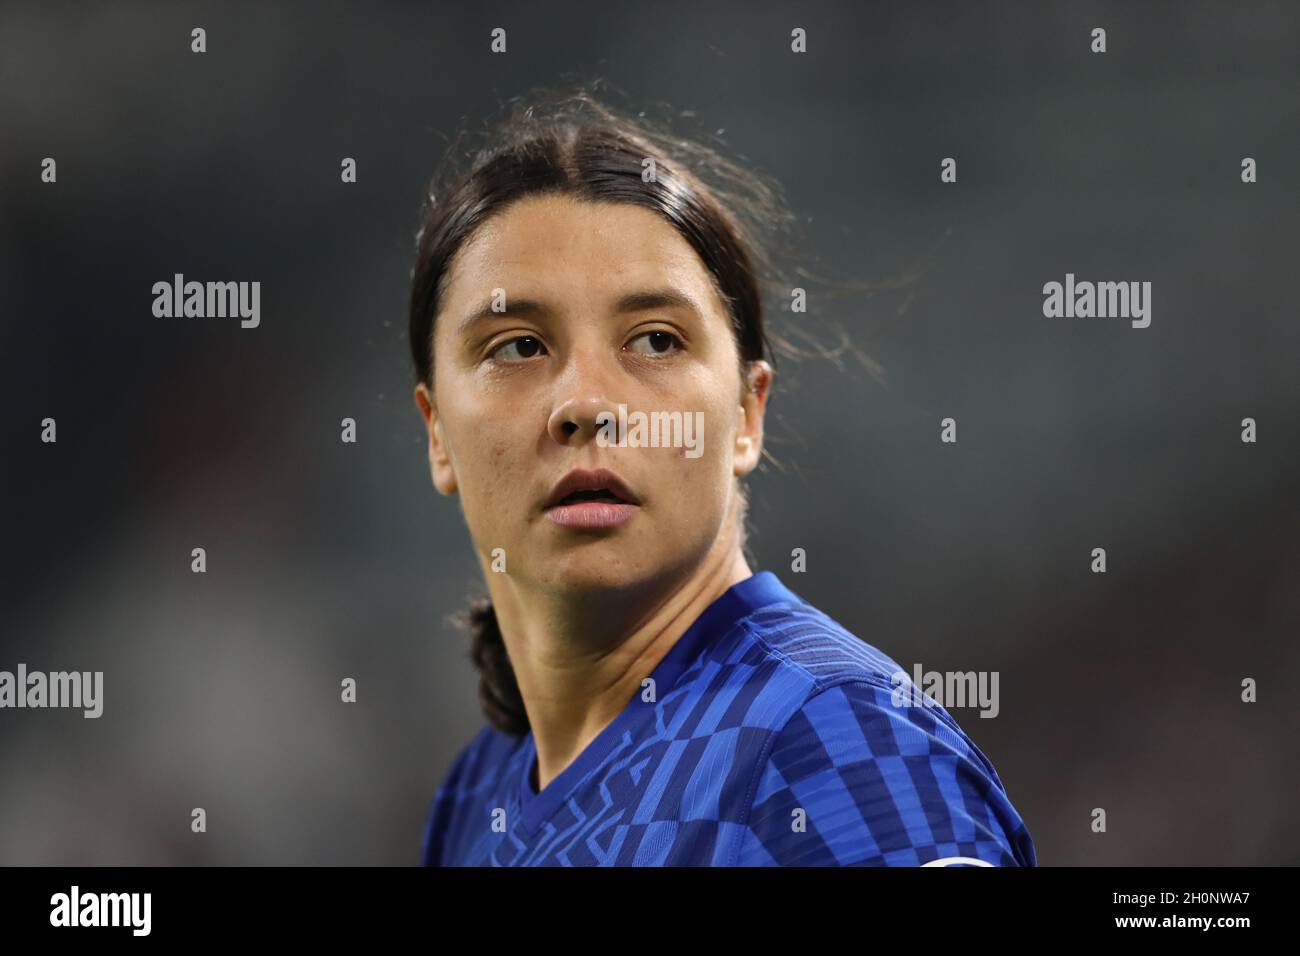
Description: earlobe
xmin=733 ymin=360 xmax=773 ymax=477
xmin=414 ymin=383 xmax=458 ymax=496
xmin=733 ymin=436 xmax=757 ymax=476
xmin=429 ymin=419 xmax=459 ymax=496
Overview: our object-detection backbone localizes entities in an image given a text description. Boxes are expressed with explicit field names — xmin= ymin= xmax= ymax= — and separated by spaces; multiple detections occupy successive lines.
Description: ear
xmin=733 ymin=360 xmax=773 ymax=477
xmin=414 ymin=382 xmax=458 ymax=495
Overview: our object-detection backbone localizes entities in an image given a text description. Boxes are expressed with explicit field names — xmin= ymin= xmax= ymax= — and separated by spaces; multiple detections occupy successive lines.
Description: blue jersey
xmin=421 ymin=570 xmax=1036 ymax=866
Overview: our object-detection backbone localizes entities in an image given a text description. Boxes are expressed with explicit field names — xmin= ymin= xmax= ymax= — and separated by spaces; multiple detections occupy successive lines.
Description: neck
xmin=486 ymin=522 xmax=752 ymax=794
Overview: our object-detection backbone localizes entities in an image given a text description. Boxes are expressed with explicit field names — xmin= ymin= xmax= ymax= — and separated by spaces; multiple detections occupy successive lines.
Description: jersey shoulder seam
xmin=725 ymin=637 xmax=977 ymax=866
xmin=740 ymin=602 xmax=902 ymax=697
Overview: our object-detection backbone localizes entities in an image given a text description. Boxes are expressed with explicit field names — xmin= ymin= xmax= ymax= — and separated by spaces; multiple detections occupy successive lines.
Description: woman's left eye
xmin=625 ymin=330 xmax=683 ymax=356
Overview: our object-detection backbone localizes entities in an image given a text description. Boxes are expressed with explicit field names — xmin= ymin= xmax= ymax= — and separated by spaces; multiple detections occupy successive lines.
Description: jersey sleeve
xmin=733 ymin=679 xmax=1037 ymax=866
xmin=420 ymin=735 xmax=478 ymax=867
xmin=420 ymin=773 xmax=457 ymax=867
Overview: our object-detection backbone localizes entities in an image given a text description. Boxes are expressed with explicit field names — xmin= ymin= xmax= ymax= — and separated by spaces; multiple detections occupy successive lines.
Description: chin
xmin=534 ymin=553 xmax=651 ymax=595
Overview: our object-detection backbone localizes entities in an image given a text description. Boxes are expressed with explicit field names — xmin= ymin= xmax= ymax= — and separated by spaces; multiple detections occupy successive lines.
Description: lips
xmin=543 ymin=468 xmax=641 ymax=511
xmin=541 ymin=468 xmax=641 ymax=530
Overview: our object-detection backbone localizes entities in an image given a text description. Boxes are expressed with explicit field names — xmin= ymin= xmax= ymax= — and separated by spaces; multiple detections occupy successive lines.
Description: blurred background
xmin=1 ymin=0 xmax=1297 ymax=865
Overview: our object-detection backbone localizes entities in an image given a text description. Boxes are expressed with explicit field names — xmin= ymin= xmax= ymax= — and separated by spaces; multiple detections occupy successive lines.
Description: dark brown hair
xmin=407 ymin=84 xmax=809 ymax=738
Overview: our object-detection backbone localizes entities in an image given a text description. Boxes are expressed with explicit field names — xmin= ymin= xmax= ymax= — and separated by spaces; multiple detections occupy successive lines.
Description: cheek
xmin=452 ymin=442 xmax=525 ymax=551
xmin=464 ymin=438 xmax=521 ymax=505
xmin=649 ymin=382 xmax=740 ymax=484
xmin=661 ymin=406 xmax=739 ymax=508
xmin=438 ymin=395 xmax=526 ymax=515
xmin=700 ymin=388 xmax=740 ymax=458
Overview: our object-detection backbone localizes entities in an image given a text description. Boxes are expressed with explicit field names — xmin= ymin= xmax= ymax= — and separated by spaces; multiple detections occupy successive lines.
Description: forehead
xmin=439 ymin=193 xmax=723 ymax=312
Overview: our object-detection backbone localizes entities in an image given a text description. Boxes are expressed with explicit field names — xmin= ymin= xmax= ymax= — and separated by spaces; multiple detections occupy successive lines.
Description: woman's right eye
xmin=489 ymin=336 xmax=547 ymax=363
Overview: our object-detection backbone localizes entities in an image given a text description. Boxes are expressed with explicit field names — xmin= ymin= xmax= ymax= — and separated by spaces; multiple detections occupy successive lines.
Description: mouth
xmin=551 ymin=488 xmax=632 ymax=506
xmin=543 ymin=468 xmax=640 ymax=529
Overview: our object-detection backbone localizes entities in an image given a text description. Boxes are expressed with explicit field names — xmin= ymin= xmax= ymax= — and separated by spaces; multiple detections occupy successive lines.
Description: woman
xmin=410 ymin=88 xmax=1036 ymax=867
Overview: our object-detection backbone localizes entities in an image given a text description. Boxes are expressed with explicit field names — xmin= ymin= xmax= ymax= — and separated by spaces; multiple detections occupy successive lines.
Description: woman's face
xmin=414 ymin=193 xmax=771 ymax=595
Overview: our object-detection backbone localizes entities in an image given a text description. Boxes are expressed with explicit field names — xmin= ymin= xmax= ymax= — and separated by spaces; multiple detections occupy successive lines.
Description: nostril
xmin=561 ymin=421 xmax=578 ymax=436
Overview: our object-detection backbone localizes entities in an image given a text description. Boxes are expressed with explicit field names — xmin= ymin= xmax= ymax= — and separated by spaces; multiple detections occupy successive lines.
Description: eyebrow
xmin=455 ymin=287 xmax=703 ymax=337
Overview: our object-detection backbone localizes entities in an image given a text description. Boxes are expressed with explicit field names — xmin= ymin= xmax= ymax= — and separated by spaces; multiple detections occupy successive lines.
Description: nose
xmin=545 ymin=347 xmax=620 ymax=446
xmin=547 ymin=395 xmax=611 ymax=444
